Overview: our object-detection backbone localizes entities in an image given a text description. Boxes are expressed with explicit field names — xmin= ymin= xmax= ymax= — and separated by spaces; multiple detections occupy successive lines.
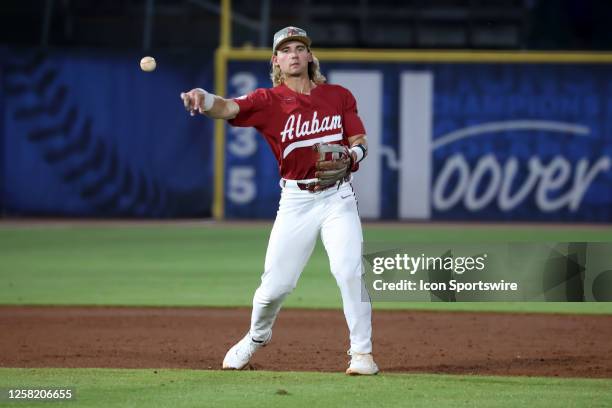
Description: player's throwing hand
xmin=180 ymin=88 xmax=211 ymax=116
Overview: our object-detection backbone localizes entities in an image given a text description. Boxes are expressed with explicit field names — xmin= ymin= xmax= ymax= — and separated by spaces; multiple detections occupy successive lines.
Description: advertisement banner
xmin=2 ymin=49 xmax=214 ymax=217
xmin=225 ymin=60 xmax=612 ymax=222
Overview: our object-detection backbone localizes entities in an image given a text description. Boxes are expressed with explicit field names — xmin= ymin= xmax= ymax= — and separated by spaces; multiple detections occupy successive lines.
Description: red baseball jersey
xmin=228 ymin=83 xmax=365 ymax=180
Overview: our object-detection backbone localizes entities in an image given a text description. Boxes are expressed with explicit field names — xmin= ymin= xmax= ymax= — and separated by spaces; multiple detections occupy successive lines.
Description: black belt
xmin=280 ymin=178 xmax=347 ymax=193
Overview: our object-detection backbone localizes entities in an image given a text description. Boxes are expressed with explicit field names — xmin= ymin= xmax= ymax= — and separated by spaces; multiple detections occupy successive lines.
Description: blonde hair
xmin=270 ymin=52 xmax=327 ymax=87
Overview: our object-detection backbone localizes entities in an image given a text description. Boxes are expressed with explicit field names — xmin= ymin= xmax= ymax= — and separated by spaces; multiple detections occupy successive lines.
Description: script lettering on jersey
xmin=280 ymin=111 xmax=342 ymax=142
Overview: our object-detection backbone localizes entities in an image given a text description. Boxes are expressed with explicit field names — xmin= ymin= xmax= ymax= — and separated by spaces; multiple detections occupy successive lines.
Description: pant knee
xmin=331 ymin=257 xmax=363 ymax=282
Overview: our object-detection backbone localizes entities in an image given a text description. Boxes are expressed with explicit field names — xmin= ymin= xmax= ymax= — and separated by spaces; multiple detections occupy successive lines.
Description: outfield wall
xmin=223 ymin=54 xmax=612 ymax=222
xmin=2 ymin=48 xmax=611 ymax=222
xmin=1 ymin=48 xmax=214 ymax=218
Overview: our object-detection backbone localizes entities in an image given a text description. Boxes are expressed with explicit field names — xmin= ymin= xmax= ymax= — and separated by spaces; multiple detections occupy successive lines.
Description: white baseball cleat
xmin=345 ymin=351 xmax=379 ymax=375
xmin=222 ymin=331 xmax=272 ymax=370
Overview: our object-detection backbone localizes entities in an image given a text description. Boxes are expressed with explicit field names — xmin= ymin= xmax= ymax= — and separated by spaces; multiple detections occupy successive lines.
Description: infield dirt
xmin=1 ymin=306 xmax=611 ymax=378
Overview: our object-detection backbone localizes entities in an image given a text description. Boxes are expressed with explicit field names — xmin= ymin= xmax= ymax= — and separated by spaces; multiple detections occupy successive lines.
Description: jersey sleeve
xmin=342 ymin=88 xmax=366 ymax=137
xmin=228 ymin=88 xmax=271 ymax=128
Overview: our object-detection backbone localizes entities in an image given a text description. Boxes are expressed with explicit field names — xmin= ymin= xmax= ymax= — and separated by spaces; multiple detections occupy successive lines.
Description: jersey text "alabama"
xmin=280 ymin=111 xmax=342 ymax=142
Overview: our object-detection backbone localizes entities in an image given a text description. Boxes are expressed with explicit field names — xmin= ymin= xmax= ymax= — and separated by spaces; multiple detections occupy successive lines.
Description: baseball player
xmin=180 ymin=26 xmax=378 ymax=375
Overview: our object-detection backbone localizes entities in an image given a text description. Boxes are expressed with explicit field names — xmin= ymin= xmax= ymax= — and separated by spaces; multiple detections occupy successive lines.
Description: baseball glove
xmin=313 ymin=143 xmax=352 ymax=191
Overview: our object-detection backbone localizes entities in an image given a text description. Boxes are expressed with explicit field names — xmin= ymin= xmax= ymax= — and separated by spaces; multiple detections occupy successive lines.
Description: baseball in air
xmin=140 ymin=56 xmax=156 ymax=72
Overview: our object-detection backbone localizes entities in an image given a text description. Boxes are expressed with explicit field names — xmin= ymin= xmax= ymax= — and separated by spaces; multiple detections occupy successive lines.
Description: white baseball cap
xmin=273 ymin=26 xmax=312 ymax=52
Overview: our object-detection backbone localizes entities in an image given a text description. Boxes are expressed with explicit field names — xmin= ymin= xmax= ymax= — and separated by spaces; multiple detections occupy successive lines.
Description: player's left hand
xmin=313 ymin=143 xmax=352 ymax=191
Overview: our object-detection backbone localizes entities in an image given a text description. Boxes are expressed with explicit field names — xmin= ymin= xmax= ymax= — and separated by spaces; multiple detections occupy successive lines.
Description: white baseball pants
xmin=249 ymin=180 xmax=372 ymax=354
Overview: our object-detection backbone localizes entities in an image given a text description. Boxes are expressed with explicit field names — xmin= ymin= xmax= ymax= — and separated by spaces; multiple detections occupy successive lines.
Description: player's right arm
xmin=180 ymin=88 xmax=239 ymax=120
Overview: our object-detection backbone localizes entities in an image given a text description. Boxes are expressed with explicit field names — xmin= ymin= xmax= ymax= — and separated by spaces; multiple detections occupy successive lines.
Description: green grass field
xmin=1 ymin=223 xmax=611 ymax=407
xmin=1 ymin=223 xmax=611 ymax=313
xmin=0 ymin=368 xmax=610 ymax=408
